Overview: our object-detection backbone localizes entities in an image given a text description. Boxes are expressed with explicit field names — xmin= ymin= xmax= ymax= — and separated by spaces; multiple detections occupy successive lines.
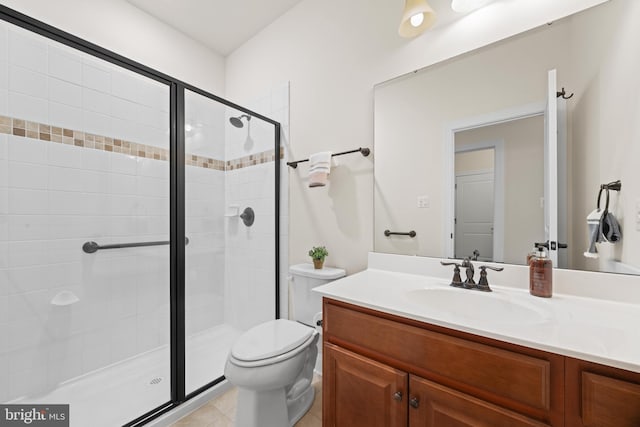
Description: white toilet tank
xmin=290 ymin=263 xmax=346 ymax=327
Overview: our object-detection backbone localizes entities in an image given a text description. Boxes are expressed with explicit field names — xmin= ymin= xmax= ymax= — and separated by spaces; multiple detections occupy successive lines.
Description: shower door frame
xmin=0 ymin=5 xmax=281 ymax=426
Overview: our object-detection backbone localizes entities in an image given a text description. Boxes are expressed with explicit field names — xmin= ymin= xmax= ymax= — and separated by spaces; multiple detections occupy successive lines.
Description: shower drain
xmin=149 ymin=377 xmax=164 ymax=385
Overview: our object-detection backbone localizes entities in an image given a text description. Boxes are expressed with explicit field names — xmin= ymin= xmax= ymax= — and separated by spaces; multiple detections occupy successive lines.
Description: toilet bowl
xmin=224 ymin=264 xmax=346 ymax=426
xmin=224 ymin=319 xmax=319 ymax=427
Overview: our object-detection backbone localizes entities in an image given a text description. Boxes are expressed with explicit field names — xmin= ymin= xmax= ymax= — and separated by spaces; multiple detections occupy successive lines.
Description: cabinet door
xmin=566 ymin=358 xmax=640 ymax=427
xmin=408 ymin=375 xmax=550 ymax=427
xmin=324 ymin=343 xmax=408 ymax=427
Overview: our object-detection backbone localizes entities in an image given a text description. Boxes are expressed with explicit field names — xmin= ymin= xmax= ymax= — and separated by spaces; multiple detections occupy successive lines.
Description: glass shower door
xmin=0 ymin=21 xmax=172 ymax=426
xmin=184 ymin=89 xmax=279 ymax=395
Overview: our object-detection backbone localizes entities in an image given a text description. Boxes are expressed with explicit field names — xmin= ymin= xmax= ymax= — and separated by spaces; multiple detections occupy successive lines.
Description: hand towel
xmin=584 ymin=208 xmax=603 ymax=258
xmin=308 ymin=151 xmax=332 ymax=187
xmin=584 ymin=207 xmax=623 ymax=258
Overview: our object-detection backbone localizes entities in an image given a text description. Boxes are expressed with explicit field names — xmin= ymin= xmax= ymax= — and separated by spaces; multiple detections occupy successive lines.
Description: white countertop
xmin=314 ymin=263 xmax=640 ymax=373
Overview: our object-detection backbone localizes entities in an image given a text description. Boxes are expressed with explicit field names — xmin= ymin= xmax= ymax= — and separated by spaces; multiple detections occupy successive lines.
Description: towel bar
xmin=286 ymin=147 xmax=370 ymax=168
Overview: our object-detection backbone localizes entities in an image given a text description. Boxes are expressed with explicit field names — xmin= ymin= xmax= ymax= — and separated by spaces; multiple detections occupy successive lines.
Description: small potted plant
xmin=308 ymin=246 xmax=329 ymax=269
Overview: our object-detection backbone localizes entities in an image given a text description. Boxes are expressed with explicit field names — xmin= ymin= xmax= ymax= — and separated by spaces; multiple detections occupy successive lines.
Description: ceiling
xmin=126 ymin=0 xmax=305 ymax=56
xmin=126 ymin=0 xmax=485 ymax=57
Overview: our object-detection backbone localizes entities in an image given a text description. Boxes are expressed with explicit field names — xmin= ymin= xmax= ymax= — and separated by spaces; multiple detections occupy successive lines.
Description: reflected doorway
xmin=454 ymin=148 xmax=495 ymax=262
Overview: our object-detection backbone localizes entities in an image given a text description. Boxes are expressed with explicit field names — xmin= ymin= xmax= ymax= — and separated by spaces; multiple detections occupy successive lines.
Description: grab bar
xmin=384 ymin=230 xmax=416 ymax=238
xmin=82 ymin=237 xmax=189 ymax=254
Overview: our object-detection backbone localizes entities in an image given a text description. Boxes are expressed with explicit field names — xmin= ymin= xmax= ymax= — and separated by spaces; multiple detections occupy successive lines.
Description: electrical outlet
xmin=417 ymin=196 xmax=430 ymax=208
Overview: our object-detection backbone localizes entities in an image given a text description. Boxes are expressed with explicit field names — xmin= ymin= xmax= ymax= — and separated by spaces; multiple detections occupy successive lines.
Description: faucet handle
xmin=475 ymin=265 xmax=503 ymax=292
xmin=440 ymin=260 xmax=464 ymax=287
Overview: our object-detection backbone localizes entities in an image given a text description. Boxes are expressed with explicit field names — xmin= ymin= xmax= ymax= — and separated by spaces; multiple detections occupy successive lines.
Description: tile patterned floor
xmin=170 ymin=376 xmax=322 ymax=427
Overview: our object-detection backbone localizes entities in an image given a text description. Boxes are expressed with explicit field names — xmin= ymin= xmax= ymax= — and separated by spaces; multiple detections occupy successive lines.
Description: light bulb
xmin=410 ymin=13 xmax=424 ymax=27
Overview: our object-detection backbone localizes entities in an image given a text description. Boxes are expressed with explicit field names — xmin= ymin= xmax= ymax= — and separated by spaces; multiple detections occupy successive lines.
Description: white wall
xmin=0 ymin=0 xmax=225 ymax=95
xmin=225 ymin=0 xmax=607 ymax=274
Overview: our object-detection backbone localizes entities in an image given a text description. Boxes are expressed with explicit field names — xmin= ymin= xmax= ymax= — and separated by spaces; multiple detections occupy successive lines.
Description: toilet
xmin=224 ymin=263 xmax=346 ymax=427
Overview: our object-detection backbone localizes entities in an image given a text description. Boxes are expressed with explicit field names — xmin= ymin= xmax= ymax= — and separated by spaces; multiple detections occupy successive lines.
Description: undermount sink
xmin=404 ymin=286 xmax=551 ymax=325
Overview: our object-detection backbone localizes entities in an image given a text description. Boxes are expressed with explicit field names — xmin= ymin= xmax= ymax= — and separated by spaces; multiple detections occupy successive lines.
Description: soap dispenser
xmin=529 ymin=246 xmax=552 ymax=298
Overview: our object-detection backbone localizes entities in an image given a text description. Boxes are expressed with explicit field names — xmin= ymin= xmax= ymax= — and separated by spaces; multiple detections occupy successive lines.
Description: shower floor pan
xmin=10 ymin=324 xmax=241 ymax=427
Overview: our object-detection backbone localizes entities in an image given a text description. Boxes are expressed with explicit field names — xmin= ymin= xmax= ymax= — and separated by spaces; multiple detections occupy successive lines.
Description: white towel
xmin=308 ymin=151 xmax=332 ymax=187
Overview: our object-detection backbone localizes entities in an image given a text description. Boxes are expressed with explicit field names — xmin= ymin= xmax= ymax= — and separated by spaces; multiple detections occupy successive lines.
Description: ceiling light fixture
xmin=451 ymin=0 xmax=490 ymax=13
xmin=399 ymin=0 xmax=436 ymax=38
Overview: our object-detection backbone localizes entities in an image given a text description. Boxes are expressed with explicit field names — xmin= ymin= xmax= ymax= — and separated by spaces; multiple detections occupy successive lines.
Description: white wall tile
xmin=9 ymin=240 xmax=48 ymax=268
xmin=49 ymin=101 xmax=82 ymax=130
xmin=110 ymin=153 xmax=137 ymax=175
xmin=82 ymin=63 xmax=110 ymax=93
xmin=112 ymin=70 xmax=146 ymax=105
xmin=8 ymin=215 xmax=48 ymax=241
xmin=9 ymin=30 xmax=47 ymax=73
xmin=111 ymin=117 xmax=137 ymax=143
xmin=48 ymin=166 xmax=85 ymax=192
xmin=8 ymin=189 xmax=47 ymax=214
xmin=82 ymin=326 xmax=111 ymax=373
xmin=83 ymin=110 xmax=111 ymax=136
xmin=47 ymin=333 xmax=83 ymax=386
xmin=0 ymin=215 xmax=7 ymax=241
xmin=0 ymin=243 xmax=7 ymax=269
xmin=8 ymin=135 xmax=48 ymax=164
xmin=81 ymin=171 xmax=109 ymax=194
xmin=8 ymin=161 xmax=48 ymax=190
xmin=0 ymin=294 xmax=7 ymax=324
xmin=0 ymin=158 xmax=8 ymax=187
xmin=82 ymin=87 xmax=111 ymax=115
xmin=108 ymin=195 xmax=138 ymax=216
xmin=48 ymin=77 xmax=82 ymax=107
xmin=0 ymin=60 xmax=8 ymax=90
xmin=137 ymin=157 xmax=168 ymax=179
xmin=48 ymin=216 xmax=92 ymax=239
xmin=0 ymin=25 xmax=7 ymax=61
xmin=48 ymin=46 xmax=82 ymax=85
xmin=9 ymin=92 xmax=48 ymax=123
xmin=0 ymin=89 xmax=7 ymax=116
xmin=108 ymin=173 xmax=136 ymax=195
xmin=48 ymin=142 xmax=82 ymax=169
xmin=140 ymin=125 xmax=168 ymax=149
xmin=46 ymin=239 xmax=84 ymax=264
xmin=111 ymin=96 xmax=140 ymax=121
xmin=8 ymin=290 xmax=49 ymax=323
xmin=110 ymin=316 xmax=137 ymax=362
xmin=48 ymin=192 xmax=85 ymax=216
xmin=137 ymin=176 xmax=168 ymax=198
xmin=81 ymin=148 xmax=110 ymax=172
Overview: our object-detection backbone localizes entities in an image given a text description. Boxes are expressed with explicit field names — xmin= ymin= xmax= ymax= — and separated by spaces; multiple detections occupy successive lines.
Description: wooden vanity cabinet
xmin=565 ymin=357 xmax=640 ymax=427
xmin=323 ymin=298 xmax=562 ymax=427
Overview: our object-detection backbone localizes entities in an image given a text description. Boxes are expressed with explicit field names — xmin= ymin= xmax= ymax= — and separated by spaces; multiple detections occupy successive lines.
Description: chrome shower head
xmin=229 ymin=114 xmax=251 ymax=128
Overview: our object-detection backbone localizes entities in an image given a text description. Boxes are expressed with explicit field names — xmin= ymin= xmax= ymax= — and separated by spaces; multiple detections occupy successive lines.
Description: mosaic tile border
xmin=226 ymin=149 xmax=285 ymax=171
xmin=0 ymin=115 xmax=282 ymax=171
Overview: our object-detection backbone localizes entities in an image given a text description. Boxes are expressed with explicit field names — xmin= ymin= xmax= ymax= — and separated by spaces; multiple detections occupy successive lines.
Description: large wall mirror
xmin=374 ymin=0 xmax=640 ymax=275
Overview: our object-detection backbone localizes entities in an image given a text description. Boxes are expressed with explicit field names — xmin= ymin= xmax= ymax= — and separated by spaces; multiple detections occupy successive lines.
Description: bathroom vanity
xmin=315 ymin=254 xmax=640 ymax=427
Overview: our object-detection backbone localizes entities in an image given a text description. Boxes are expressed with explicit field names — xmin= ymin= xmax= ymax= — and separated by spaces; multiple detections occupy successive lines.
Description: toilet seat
xmin=229 ymin=319 xmax=316 ymax=368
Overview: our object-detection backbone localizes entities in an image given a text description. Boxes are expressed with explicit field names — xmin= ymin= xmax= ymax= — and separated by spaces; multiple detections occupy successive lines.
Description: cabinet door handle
xmin=393 ymin=391 xmax=403 ymax=401
xmin=409 ymin=397 xmax=420 ymax=408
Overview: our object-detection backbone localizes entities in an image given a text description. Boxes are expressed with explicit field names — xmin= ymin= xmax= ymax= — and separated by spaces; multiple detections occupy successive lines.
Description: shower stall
xmin=0 ymin=6 xmax=282 ymax=427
